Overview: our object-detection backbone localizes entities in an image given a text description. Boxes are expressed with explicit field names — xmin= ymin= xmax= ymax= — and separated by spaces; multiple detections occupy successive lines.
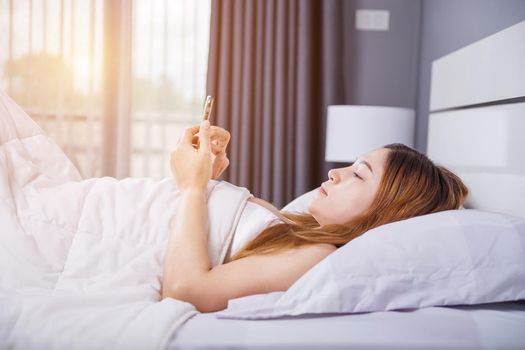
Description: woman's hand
xmin=192 ymin=125 xmax=230 ymax=180
xmin=211 ymin=151 xmax=229 ymax=179
xmin=170 ymin=121 xmax=213 ymax=191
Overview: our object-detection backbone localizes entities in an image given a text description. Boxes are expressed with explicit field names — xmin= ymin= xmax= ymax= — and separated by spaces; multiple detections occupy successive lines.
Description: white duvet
xmin=0 ymin=90 xmax=252 ymax=349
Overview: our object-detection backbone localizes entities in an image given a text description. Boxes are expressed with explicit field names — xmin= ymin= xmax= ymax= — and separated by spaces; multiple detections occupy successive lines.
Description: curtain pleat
xmin=286 ymin=0 xmax=297 ymax=205
xmin=272 ymin=0 xmax=287 ymax=205
xmin=230 ymin=0 xmax=242 ymax=185
xmin=207 ymin=0 xmax=346 ymax=207
xmin=294 ymin=0 xmax=322 ymax=197
xmin=216 ymin=0 xmax=233 ymax=162
xmin=260 ymin=0 xmax=274 ymax=199
xmin=239 ymin=0 xmax=255 ymax=188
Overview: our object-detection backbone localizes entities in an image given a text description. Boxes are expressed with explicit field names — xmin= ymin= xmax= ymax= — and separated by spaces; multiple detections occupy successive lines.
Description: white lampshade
xmin=325 ymin=105 xmax=415 ymax=162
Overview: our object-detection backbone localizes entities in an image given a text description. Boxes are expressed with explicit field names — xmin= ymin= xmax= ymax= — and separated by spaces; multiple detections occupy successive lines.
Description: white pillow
xmin=281 ymin=188 xmax=318 ymax=212
xmin=216 ymin=208 xmax=525 ymax=319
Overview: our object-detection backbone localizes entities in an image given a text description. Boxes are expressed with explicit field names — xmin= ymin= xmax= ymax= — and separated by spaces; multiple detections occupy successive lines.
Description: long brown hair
xmin=225 ymin=143 xmax=469 ymax=263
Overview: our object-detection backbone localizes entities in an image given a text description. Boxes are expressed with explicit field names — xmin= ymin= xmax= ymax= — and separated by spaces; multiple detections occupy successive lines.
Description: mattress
xmin=168 ymin=300 xmax=525 ymax=349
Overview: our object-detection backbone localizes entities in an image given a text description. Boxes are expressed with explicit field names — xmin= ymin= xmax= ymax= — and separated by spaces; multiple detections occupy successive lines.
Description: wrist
xmin=180 ymin=186 xmax=207 ymax=197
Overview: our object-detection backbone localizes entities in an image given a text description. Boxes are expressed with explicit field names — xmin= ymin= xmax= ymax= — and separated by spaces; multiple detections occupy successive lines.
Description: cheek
xmin=308 ymin=184 xmax=377 ymax=225
xmin=346 ymin=188 xmax=375 ymax=214
xmin=322 ymin=190 xmax=374 ymax=224
xmin=331 ymin=197 xmax=363 ymax=222
xmin=307 ymin=193 xmax=334 ymax=224
xmin=308 ymin=193 xmax=353 ymax=224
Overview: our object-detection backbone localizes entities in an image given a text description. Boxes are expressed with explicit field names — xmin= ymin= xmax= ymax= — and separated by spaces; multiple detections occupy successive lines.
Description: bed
xmin=169 ymin=301 xmax=525 ymax=349
xmin=167 ymin=20 xmax=525 ymax=350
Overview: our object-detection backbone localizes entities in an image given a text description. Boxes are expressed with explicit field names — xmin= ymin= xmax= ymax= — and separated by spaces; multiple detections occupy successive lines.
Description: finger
xmin=210 ymin=138 xmax=228 ymax=155
xmin=192 ymin=128 xmax=224 ymax=149
xmin=212 ymin=154 xmax=224 ymax=178
xmin=191 ymin=134 xmax=199 ymax=148
xmin=211 ymin=140 xmax=227 ymax=154
xmin=215 ymin=155 xmax=229 ymax=178
xmin=182 ymin=125 xmax=200 ymax=145
xmin=209 ymin=128 xmax=230 ymax=148
xmin=214 ymin=151 xmax=226 ymax=162
xmin=216 ymin=152 xmax=228 ymax=166
xmin=209 ymin=127 xmax=230 ymax=141
xmin=198 ymin=120 xmax=211 ymax=154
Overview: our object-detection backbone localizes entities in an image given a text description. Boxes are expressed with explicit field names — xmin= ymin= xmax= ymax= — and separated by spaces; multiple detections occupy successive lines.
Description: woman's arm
xmin=161 ymin=121 xmax=215 ymax=298
xmin=161 ymin=188 xmax=210 ymax=298
xmin=161 ymin=121 xmax=336 ymax=312
xmin=165 ymin=242 xmax=336 ymax=312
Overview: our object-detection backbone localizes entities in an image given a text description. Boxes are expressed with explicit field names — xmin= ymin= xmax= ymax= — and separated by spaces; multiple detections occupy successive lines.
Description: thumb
xmin=198 ymin=120 xmax=211 ymax=154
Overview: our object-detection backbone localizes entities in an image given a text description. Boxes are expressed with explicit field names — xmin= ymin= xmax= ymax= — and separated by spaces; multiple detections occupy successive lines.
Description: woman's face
xmin=308 ymin=148 xmax=389 ymax=226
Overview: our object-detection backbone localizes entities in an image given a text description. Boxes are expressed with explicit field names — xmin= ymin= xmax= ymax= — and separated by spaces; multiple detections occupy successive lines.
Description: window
xmin=0 ymin=0 xmax=211 ymax=179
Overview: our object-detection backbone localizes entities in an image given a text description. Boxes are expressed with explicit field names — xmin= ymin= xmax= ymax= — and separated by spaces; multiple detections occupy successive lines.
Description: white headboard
xmin=427 ymin=20 xmax=525 ymax=218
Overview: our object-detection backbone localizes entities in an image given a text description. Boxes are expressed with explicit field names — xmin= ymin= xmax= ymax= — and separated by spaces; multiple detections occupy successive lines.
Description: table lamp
xmin=325 ymin=105 xmax=415 ymax=162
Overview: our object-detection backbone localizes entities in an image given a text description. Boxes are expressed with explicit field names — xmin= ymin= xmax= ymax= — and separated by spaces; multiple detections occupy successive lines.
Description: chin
xmin=306 ymin=198 xmax=317 ymax=213
xmin=307 ymin=202 xmax=322 ymax=223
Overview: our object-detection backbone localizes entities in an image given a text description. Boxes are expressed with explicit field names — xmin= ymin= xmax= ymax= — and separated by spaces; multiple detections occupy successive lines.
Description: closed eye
xmin=353 ymin=172 xmax=363 ymax=180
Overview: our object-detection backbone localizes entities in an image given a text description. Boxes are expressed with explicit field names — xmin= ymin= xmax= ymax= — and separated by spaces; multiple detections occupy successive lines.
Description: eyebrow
xmin=356 ymin=159 xmax=374 ymax=174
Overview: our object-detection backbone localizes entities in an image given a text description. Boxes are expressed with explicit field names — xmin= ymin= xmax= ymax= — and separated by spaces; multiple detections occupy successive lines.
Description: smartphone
xmin=202 ymin=96 xmax=214 ymax=121
xmin=193 ymin=96 xmax=214 ymax=148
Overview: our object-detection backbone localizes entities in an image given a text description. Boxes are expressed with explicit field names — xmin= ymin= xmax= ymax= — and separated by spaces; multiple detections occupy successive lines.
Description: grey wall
xmin=343 ymin=0 xmax=421 ymax=108
xmin=415 ymin=0 xmax=525 ymax=152
xmin=343 ymin=0 xmax=525 ymax=153
xmin=322 ymin=0 xmax=421 ymax=174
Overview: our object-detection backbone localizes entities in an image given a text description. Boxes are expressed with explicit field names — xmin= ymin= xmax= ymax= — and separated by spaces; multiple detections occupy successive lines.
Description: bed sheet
xmin=168 ymin=300 xmax=525 ymax=349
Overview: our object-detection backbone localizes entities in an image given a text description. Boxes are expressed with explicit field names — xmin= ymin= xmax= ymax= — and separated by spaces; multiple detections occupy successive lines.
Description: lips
xmin=320 ymin=185 xmax=327 ymax=196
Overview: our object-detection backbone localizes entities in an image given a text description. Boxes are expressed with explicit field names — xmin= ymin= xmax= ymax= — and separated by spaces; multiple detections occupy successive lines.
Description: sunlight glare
xmin=73 ymin=57 xmax=91 ymax=93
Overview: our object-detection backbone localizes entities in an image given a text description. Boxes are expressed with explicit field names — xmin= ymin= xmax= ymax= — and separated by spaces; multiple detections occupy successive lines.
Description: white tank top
xmin=228 ymin=199 xmax=281 ymax=259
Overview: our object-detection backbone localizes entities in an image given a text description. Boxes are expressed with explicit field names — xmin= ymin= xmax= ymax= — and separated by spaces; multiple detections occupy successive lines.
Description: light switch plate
xmin=355 ymin=9 xmax=390 ymax=31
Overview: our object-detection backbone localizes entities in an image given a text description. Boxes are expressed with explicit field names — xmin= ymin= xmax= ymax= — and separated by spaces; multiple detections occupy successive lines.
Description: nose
xmin=328 ymin=169 xmax=339 ymax=183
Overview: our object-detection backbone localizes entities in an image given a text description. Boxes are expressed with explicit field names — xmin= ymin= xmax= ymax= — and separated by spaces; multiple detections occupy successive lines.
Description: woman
xmin=162 ymin=120 xmax=468 ymax=312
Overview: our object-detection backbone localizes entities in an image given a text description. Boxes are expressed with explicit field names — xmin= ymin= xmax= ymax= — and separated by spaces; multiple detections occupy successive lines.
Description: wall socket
xmin=355 ymin=9 xmax=390 ymax=31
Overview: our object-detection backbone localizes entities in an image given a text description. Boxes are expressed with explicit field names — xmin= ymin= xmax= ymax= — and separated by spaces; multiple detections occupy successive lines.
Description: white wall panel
xmin=430 ymin=21 xmax=525 ymax=111
xmin=428 ymin=103 xmax=525 ymax=217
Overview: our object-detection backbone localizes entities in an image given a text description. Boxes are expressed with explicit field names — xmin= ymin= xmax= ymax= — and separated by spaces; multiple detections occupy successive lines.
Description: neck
xmin=248 ymin=196 xmax=295 ymax=225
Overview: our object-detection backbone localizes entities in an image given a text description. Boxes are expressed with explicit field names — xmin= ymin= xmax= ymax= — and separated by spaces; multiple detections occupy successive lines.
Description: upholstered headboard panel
xmin=427 ymin=21 xmax=525 ymax=218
